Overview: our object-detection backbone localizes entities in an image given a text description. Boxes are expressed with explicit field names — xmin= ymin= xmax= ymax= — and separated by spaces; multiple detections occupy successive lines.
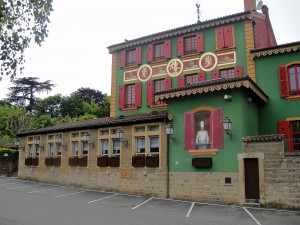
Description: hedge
xmin=0 ymin=148 xmax=19 ymax=162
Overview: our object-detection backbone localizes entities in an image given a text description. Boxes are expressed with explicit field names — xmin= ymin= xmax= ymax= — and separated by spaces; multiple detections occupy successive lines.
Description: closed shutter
xmin=177 ymin=37 xmax=184 ymax=56
xmin=147 ymin=44 xmax=153 ymax=62
xmin=196 ymin=33 xmax=204 ymax=53
xmin=216 ymin=27 xmax=225 ymax=49
xmin=119 ymin=85 xmax=125 ymax=109
xmin=147 ymin=80 xmax=154 ymax=106
xmin=211 ymin=108 xmax=223 ymax=149
xmin=278 ymin=66 xmax=289 ymax=97
xmin=165 ymin=77 xmax=172 ymax=90
xmin=165 ymin=40 xmax=171 ymax=59
xmin=184 ymin=112 xmax=195 ymax=150
xmin=212 ymin=70 xmax=220 ymax=79
xmin=198 ymin=72 xmax=206 ymax=82
xmin=277 ymin=121 xmax=291 ymax=152
xmin=178 ymin=75 xmax=185 ymax=87
xmin=224 ymin=25 xmax=233 ymax=48
xmin=136 ymin=47 xmax=142 ymax=65
xmin=120 ymin=51 xmax=126 ymax=68
xmin=234 ymin=66 xmax=243 ymax=77
xmin=135 ymin=82 xmax=142 ymax=107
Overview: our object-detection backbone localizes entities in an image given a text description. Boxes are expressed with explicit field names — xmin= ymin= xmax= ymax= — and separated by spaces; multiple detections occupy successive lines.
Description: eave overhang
xmin=107 ymin=11 xmax=259 ymax=54
xmin=17 ymin=110 xmax=168 ymax=137
xmin=154 ymin=76 xmax=268 ymax=103
xmin=251 ymin=41 xmax=300 ymax=59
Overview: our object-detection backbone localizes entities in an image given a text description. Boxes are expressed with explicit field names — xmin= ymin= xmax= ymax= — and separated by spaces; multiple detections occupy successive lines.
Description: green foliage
xmin=60 ymin=92 xmax=84 ymax=118
xmin=31 ymin=114 xmax=54 ymax=129
xmin=0 ymin=148 xmax=18 ymax=162
xmin=34 ymin=94 xmax=62 ymax=117
xmin=78 ymin=114 xmax=96 ymax=121
xmin=0 ymin=0 xmax=53 ymax=79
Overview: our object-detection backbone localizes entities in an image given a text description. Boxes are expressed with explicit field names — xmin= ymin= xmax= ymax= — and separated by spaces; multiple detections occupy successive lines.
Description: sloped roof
xmin=17 ymin=110 xmax=168 ymax=137
xmin=154 ymin=76 xmax=268 ymax=103
xmin=107 ymin=10 xmax=259 ymax=53
xmin=251 ymin=41 xmax=300 ymax=58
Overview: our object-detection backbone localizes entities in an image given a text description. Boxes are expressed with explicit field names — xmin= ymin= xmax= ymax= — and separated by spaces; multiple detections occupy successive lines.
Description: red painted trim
xmin=147 ymin=44 xmax=153 ymax=62
xmin=147 ymin=80 xmax=153 ymax=106
xmin=165 ymin=40 xmax=171 ymax=59
xmin=198 ymin=72 xmax=206 ymax=82
xmin=278 ymin=66 xmax=289 ymax=97
xmin=120 ymin=51 xmax=125 ymax=68
xmin=135 ymin=82 xmax=142 ymax=107
xmin=196 ymin=33 xmax=204 ymax=53
xmin=136 ymin=47 xmax=142 ymax=65
xmin=184 ymin=112 xmax=194 ymax=150
xmin=177 ymin=37 xmax=184 ymax=56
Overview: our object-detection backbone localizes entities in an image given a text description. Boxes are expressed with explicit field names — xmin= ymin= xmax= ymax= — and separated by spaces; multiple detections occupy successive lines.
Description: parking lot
xmin=0 ymin=177 xmax=299 ymax=225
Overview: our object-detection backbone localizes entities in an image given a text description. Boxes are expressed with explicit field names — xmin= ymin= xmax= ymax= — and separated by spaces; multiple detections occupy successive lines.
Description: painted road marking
xmin=132 ymin=197 xmax=153 ymax=210
xmin=55 ymin=191 xmax=87 ymax=198
xmin=88 ymin=193 xmax=119 ymax=204
xmin=186 ymin=202 xmax=195 ymax=218
xmin=27 ymin=187 xmax=62 ymax=193
xmin=5 ymin=185 xmax=31 ymax=190
xmin=0 ymin=182 xmax=18 ymax=186
xmin=243 ymin=207 xmax=261 ymax=225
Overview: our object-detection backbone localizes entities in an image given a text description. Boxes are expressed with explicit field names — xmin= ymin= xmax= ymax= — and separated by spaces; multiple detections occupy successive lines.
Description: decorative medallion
xmin=167 ymin=58 xmax=183 ymax=77
xmin=217 ymin=52 xmax=236 ymax=66
xmin=199 ymin=52 xmax=218 ymax=72
xmin=137 ymin=64 xmax=152 ymax=82
xmin=124 ymin=70 xmax=138 ymax=81
xmin=152 ymin=64 xmax=167 ymax=77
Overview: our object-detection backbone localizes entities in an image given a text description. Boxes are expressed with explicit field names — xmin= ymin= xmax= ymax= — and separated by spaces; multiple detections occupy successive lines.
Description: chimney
xmin=244 ymin=0 xmax=256 ymax=11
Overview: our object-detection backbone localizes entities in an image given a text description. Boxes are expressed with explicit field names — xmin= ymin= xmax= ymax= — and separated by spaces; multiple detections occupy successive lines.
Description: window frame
xmin=120 ymin=47 xmax=142 ymax=68
xmin=47 ymin=133 xmax=63 ymax=157
xmin=279 ymin=63 xmax=300 ymax=99
xmin=98 ymin=128 xmax=122 ymax=156
xmin=278 ymin=119 xmax=300 ymax=153
xmin=70 ymin=131 xmax=90 ymax=157
xmin=27 ymin=136 xmax=40 ymax=157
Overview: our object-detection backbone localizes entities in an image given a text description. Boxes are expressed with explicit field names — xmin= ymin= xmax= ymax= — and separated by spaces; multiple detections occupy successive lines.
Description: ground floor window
xmin=278 ymin=120 xmax=300 ymax=153
xmin=99 ymin=128 xmax=121 ymax=156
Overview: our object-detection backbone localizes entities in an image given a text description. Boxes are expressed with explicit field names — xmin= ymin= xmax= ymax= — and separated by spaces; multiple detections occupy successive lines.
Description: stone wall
xmin=242 ymin=137 xmax=300 ymax=209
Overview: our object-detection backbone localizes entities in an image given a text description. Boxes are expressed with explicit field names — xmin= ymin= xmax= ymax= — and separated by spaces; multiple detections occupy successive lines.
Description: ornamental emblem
xmin=167 ymin=58 xmax=183 ymax=77
xmin=137 ymin=64 xmax=152 ymax=82
xmin=199 ymin=52 xmax=218 ymax=72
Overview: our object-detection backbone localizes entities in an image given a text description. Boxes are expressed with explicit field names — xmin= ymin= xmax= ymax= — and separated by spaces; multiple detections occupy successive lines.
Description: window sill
xmin=189 ymin=149 xmax=218 ymax=156
xmin=285 ymin=95 xmax=300 ymax=101
xmin=150 ymin=104 xmax=168 ymax=109
xmin=123 ymin=65 xmax=138 ymax=70
xmin=215 ymin=47 xmax=236 ymax=54
xmin=122 ymin=107 xmax=138 ymax=112
xmin=151 ymin=59 xmax=168 ymax=65
xmin=180 ymin=53 xmax=200 ymax=59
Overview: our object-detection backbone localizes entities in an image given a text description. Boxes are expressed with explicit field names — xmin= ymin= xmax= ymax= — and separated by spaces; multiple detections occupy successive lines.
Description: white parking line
xmin=88 ymin=193 xmax=119 ymax=204
xmin=27 ymin=187 xmax=62 ymax=193
xmin=5 ymin=185 xmax=31 ymax=190
xmin=0 ymin=182 xmax=18 ymax=186
xmin=55 ymin=191 xmax=87 ymax=198
xmin=186 ymin=202 xmax=195 ymax=218
xmin=132 ymin=197 xmax=153 ymax=210
xmin=243 ymin=207 xmax=261 ymax=225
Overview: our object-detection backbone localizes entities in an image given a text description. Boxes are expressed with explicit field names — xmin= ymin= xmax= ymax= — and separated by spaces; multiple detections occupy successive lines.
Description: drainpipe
xmin=166 ymin=135 xmax=170 ymax=199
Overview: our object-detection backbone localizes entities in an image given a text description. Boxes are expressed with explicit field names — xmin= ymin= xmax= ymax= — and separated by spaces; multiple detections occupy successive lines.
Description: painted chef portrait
xmin=195 ymin=121 xmax=210 ymax=149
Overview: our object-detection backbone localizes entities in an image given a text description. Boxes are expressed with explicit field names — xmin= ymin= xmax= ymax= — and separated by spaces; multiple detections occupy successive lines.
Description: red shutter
xmin=177 ymin=37 xmax=184 ymax=56
xmin=178 ymin=75 xmax=185 ymax=87
xmin=147 ymin=80 xmax=153 ymax=106
xmin=135 ymin=82 xmax=142 ymax=107
xmin=277 ymin=121 xmax=291 ymax=152
xmin=119 ymin=85 xmax=125 ymax=109
xmin=165 ymin=40 xmax=171 ymax=59
xmin=136 ymin=47 xmax=142 ymax=65
xmin=196 ymin=33 xmax=204 ymax=53
xmin=147 ymin=44 xmax=153 ymax=62
xmin=234 ymin=66 xmax=243 ymax=77
xmin=165 ymin=77 xmax=172 ymax=90
xmin=216 ymin=27 xmax=224 ymax=49
xmin=224 ymin=25 xmax=233 ymax=48
xmin=198 ymin=72 xmax=206 ymax=82
xmin=184 ymin=112 xmax=195 ymax=150
xmin=278 ymin=66 xmax=289 ymax=97
xmin=211 ymin=108 xmax=223 ymax=149
xmin=212 ymin=70 xmax=220 ymax=79
xmin=120 ymin=51 xmax=125 ymax=68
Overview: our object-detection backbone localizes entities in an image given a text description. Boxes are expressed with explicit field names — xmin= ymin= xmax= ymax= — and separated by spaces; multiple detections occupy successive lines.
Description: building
xmin=17 ymin=0 xmax=300 ymax=209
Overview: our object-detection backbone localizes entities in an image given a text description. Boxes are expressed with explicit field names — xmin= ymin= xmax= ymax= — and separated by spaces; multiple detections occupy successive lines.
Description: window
xmin=147 ymin=77 xmax=172 ymax=106
xmin=184 ymin=108 xmax=223 ymax=150
xmin=212 ymin=66 xmax=243 ymax=79
xmin=70 ymin=131 xmax=90 ymax=156
xmin=278 ymin=120 xmax=300 ymax=153
xmin=120 ymin=47 xmax=142 ymax=68
xmin=147 ymin=40 xmax=171 ymax=62
xmin=47 ymin=134 xmax=63 ymax=156
xmin=216 ymin=25 xmax=234 ymax=49
xmin=133 ymin=124 xmax=161 ymax=156
xmin=119 ymin=83 xmax=142 ymax=109
xmin=99 ymin=128 xmax=122 ymax=156
xmin=27 ymin=136 xmax=40 ymax=157
xmin=279 ymin=64 xmax=300 ymax=97
xmin=28 ymin=144 xmax=33 ymax=157
xmin=178 ymin=72 xmax=205 ymax=87
xmin=48 ymin=143 xmax=54 ymax=156
xmin=177 ymin=33 xmax=204 ymax=56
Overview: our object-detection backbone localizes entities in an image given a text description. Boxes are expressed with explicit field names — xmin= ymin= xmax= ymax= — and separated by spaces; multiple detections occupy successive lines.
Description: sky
xmin=0 ymin=0 xmax=299 ymax=100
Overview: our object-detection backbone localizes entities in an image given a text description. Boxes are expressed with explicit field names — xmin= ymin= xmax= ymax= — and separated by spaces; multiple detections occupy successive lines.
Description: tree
xmin=31 ymin=114 xmax=54 ymax=129
xmin=6 ymin=77 xmax=55 ymax=112
xmin=34 ymin=94 xmax=62 ymax=117
xmin=77 ymin=87 xmax=105 ymax=106
xmin=60 ymin=92 xmax=84 ymax=118
xmin=0 ymin=0 xmax=53 ymax=80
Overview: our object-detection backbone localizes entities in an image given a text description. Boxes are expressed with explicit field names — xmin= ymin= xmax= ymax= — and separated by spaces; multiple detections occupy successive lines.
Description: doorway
xmin=244 ymin=158 xmax=260 ymax=200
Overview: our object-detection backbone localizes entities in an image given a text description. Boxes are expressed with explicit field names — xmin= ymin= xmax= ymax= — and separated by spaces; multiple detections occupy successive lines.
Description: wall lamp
xmin=224 ymin=94 xmax=232 ymax=101
xmin=34 ymin=138 xmax=40 ymax=145
xmin=165 ymin=123 xmax=178 ymax=144
xmin=116 ymin=129 xmax=129 ymax=148
xmin=222 ymin=117 xmax=233 ymax=138
xmin=14 ymin=139 xmax=25 ymax=150
xmin=83 ymin=132 xmax=95 ymax=149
